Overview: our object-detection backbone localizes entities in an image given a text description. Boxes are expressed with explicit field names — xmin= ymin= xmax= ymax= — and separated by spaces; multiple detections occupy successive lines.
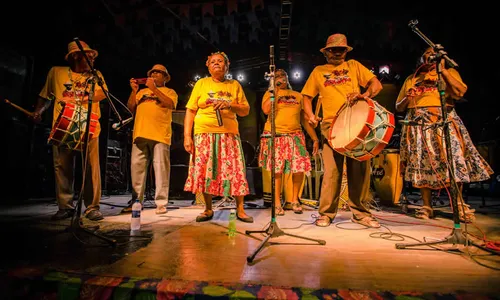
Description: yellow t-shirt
xmin=39 ymin=66 xmax=108 ymax=138
xmin=132 ymin=87 xmax=178 ymax=145
xmin=301 ymin=60 xmax=375 ymax=122
xmin=186 ymin=77 xmax=249 ymax=134
xmin=262 ymin=89 xmax=303 ymax=133
xmin=396 ymin=68 xmax=465 ymax=108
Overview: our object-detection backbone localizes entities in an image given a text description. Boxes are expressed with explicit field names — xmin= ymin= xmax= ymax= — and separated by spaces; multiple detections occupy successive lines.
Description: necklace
xmin=67 ymin=68 xmax=90 ymax=102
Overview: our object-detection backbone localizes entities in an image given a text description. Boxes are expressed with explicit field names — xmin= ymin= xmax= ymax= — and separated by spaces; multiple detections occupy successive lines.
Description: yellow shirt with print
xmin=132 ymin=87 xmax=178 ymax=145
xmin=39 ymin=66 xmax=108 ymax=138
xmin=301 ymin=60 xmax=375 ymax=123
xmin=396 ymin=68 xmax=465 ymax=108
xmin=262 ymin=89 xmax=303 ymax=133
xmin=186 ymin=77 xmax=249 ymax=134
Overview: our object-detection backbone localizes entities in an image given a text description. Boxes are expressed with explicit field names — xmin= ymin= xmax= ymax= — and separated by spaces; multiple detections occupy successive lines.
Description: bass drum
xmin=371 ymin=148 xmax=403 ymax=206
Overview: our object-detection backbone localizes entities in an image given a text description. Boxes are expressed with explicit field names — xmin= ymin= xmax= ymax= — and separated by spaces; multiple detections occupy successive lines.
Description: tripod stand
xmin=245 ymin=45 xmax=326 ymax=263
xmin=67 ymin=38 xmax=116 ymax=246
xmin=396 ymin=21 xmax=467 ymax=250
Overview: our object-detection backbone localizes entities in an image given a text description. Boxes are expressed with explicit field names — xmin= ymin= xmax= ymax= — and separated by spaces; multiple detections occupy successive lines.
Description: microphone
xmin=215 ymin=109 xmax=223 ymax=127
xmin=112 ymin=117 xmax=133 ymax=130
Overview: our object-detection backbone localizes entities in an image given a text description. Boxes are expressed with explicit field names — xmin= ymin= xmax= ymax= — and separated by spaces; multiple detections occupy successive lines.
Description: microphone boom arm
xmin=72 ymin=37 xmax=132 ymax=126
xmin=408 ymin=20 xmax=458 ymax=68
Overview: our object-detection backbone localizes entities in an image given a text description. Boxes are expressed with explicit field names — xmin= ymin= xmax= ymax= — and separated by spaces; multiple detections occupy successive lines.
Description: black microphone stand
xmin=68 ymin=38 xmax=116 ymax=246
xmin=245 ymin=45 xmax=326 ymax=263
xmin=396 ymin=20 xmax=467 ymax=250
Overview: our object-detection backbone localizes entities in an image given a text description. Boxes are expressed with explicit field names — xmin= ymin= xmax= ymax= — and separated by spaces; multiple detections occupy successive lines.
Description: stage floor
xmin=1 ymin=194 xmax=499 ymax=298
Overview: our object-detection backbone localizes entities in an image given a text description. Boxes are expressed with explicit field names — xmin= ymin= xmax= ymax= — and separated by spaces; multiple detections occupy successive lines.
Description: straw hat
xmin=147 ymin=64 xmax=171 ymax=82
xmin=64 ymin=40 xmax=98 ymax=61
xmin=320 ymin=33 xmax=353 ymax=53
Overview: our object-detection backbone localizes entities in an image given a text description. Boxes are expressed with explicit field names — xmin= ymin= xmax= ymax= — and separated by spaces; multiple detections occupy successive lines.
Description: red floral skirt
xmin=184 ymin=133 xmax=249 ymax=196
xmin=258 ymin=130 xmax=312 ymax=175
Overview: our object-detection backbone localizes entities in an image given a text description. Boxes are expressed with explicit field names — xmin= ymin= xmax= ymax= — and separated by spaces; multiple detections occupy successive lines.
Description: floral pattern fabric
xmin=184 ymin=133 xmax=249 ymax=197
xmin=400 ymin=107 xmax=493 ymax=189
xmin=258 ymin=130 xmax=312 ymax=175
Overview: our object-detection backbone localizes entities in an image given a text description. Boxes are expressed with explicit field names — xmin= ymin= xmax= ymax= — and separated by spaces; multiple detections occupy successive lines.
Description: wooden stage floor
xmin=1 ymin=194 xmax=499 ymax=299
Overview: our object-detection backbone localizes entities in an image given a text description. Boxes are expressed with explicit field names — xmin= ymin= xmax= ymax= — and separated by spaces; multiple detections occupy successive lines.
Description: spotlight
xmin=194 ymin=75 xmax=201 ymax=81
xmin=237 ymin=74 xmax=244 ymax=81
xmin=379 ymin=65 xmax=390 ymax=75
xmin=293 ymin=71 xmax=301 ymax=80
xmin=225 ymin=73 xmax=233 ymax=80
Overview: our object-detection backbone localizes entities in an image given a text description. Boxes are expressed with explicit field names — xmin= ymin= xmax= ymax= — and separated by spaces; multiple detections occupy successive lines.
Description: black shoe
xmin=85 ymin=209 xmax=104 ymax=221
xmin=51 ymin=209 xmax=75 ymax=220
xmin=121 ymin=202 xmax=144 ymax=214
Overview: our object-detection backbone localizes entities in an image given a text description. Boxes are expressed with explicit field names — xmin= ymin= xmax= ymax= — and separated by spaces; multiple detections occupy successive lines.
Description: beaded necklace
xmin=67 ymin=67 xmax=89 ymax=102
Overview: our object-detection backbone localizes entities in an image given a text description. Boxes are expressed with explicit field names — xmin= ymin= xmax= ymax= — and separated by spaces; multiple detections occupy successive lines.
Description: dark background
xmin=1 ymin=0 xmax=497 ymax=201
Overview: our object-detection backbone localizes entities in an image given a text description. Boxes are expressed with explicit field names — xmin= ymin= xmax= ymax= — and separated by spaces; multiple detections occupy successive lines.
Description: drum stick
xmin=4 ymin=99 xmax=34 ymax=117
xmin=314 ymin=96 xmax=322 ymax=119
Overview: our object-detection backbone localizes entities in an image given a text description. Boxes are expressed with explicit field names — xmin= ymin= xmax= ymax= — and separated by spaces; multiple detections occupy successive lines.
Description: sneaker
xmin=155 ymin=205 xmax=167 ymax=215
xmin=85 ymin=209 xmax=104 ymax=221
xmin=351 ymin=216 xmax=381 ymax=228
xmin=51 ymin=209 xmax=75 ymax=220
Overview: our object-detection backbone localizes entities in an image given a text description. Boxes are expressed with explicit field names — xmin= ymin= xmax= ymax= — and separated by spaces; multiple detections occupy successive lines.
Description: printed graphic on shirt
xmin=323 ymin=69 xmax=351 ymax=87
xmin=62 ymin=81 xmax=88 ymax=100
xmin=138 ymin=93 xmax=161 ymax=104
xmin=277 ymin=94 xmax=299 ymax=105
xmin=411 ymin=79 xmax=438 ymax=95
xmin=205 ymin=90 xmax=233 ymax=105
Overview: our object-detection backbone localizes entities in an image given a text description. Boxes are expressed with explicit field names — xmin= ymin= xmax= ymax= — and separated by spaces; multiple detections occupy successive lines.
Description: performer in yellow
xmin=184 ymin=51 xmax=253 ymax=223
xmin=259 ymin=69 xmax=319 ymax=215
xmin=301 ymin=33 xmax=383 ymax=228
xmin=32 ymin=40 xmax=107 ymax=221
xmin=396 ymin=46 xmax=493 ymax=222
xmin=122 ymin=64 xmax=178 ymax=215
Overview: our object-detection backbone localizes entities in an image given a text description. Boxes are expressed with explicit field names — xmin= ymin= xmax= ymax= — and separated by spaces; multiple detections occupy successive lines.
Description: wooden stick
xmin=314 ymin=96 xmax=322 ymax=119
xmin=4 ymin=99 xmax=34 ymax=117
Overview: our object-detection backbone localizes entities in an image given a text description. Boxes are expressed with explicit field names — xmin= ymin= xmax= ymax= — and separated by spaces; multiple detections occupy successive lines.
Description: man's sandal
xmin=314 ymin=215 xmax=331 ymax=227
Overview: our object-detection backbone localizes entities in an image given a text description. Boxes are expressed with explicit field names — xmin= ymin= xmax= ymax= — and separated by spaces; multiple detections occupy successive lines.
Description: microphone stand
xmin=245 ymin=45 xmax=326 ymax=263
xmin=396 ymin=20 xmax=466 ymax=250
xmin=68 ymin=38 xmax=116 ymax=246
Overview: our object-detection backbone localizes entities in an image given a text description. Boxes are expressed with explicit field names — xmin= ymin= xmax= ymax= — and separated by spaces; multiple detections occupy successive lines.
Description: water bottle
xmin=228 ymin=209 xmax=236 ymax=238
xmin=131 ymin=200 xmax=142 ymax=231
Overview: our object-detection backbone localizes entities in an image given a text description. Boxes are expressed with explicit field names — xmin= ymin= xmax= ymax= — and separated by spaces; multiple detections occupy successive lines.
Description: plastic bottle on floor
xmin=131 ymin=199 xmax=142 ymax=231
xmin=228 ymin=209 xmax=236 ymax=238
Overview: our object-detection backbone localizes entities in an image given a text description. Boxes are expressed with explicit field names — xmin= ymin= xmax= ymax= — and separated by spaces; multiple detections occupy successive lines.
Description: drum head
xmin=330 ymin=100 xmax=372 ymax=148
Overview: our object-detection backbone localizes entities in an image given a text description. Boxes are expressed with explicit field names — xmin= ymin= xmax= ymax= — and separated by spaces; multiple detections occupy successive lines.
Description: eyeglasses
xmin=325 ymin=47 xmax=347 ymax=53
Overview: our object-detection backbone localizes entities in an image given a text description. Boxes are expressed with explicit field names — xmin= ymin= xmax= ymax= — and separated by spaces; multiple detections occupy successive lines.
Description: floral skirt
xmin=258 ymin=130 xmax=312 ymax=174
xmin=184 ymin=133 xmax=249 ymax=196
xmin=400 ymin=107 xmax=493 ymax=189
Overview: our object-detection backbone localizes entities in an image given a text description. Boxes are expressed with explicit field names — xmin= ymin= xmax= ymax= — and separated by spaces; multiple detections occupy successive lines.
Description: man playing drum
xmin=301 ymin=33 xmax=383 ymax=227
xmin=32 ymin=40 xmax=108 ymax=221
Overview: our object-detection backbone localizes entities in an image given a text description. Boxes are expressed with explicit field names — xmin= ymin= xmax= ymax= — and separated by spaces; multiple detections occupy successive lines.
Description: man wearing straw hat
xmin=121 ymin=64 xmax=178 ymax=214
xmin=301 ymin=33 xmax=383 ymax=228
xmin=32 ymin=39 xmax=107 ymax=221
